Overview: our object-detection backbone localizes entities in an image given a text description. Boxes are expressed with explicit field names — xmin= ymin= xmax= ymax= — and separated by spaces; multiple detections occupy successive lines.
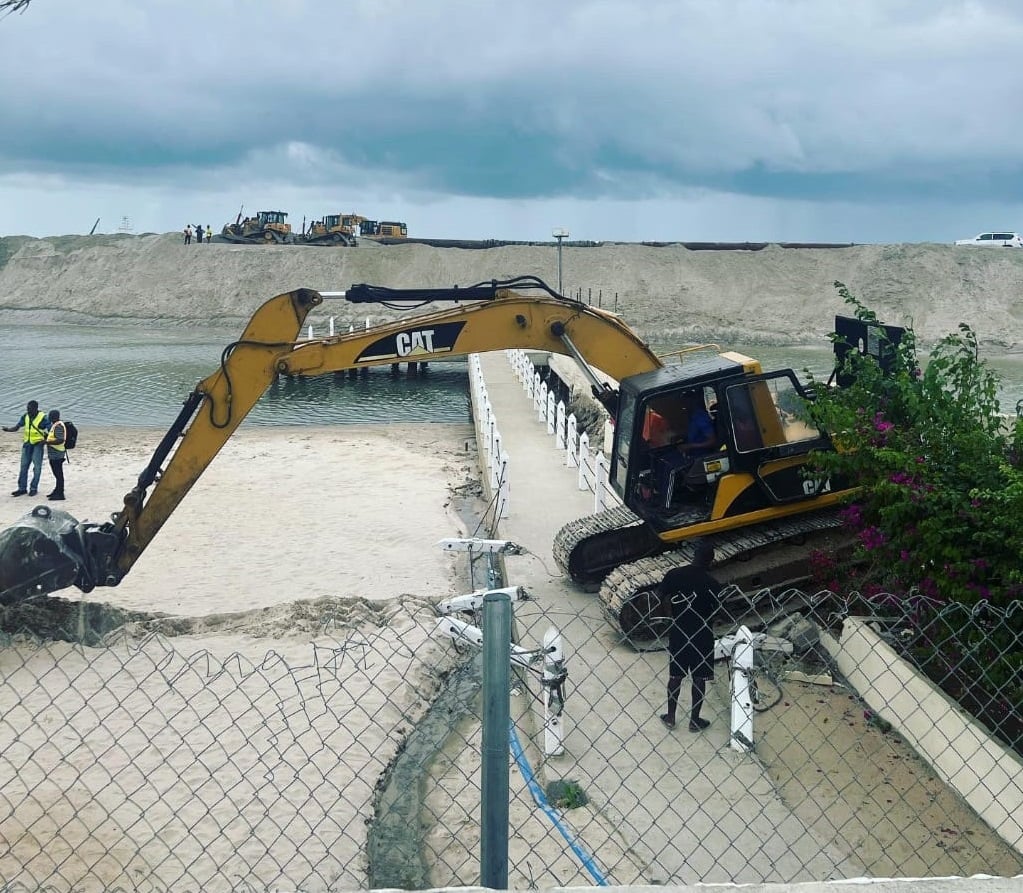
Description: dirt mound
xmin=2 ymin=234 xmax=1022 ymax=347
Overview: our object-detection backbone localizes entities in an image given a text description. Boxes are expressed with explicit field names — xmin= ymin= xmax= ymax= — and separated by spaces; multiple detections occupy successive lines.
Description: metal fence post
xmin=480 ymin=591 xmax=511 ymax=888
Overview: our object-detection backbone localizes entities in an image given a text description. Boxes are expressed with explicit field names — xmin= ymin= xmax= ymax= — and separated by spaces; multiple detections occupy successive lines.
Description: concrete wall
xmin=821 ymin=617 xmax=1023 ymax=855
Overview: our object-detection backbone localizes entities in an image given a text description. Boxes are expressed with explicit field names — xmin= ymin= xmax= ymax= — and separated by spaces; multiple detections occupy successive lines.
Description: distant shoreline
xmin=3 ymin=233 xmax=1023 ymax=350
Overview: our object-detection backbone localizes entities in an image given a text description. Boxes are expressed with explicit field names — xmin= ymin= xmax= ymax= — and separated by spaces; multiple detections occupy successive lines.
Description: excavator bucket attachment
xmin=0 ymin=506 xmax=92 ymax=605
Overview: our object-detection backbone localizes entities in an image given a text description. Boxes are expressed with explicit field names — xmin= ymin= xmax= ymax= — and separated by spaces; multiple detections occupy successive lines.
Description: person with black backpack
xmin=42 ymin=408 xmax=68 ymax=500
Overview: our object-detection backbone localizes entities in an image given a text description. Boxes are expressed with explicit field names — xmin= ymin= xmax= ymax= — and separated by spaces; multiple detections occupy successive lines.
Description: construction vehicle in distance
xmin=360 ymin=219 xmax=408 ymax=240
xmin=301 ymin=214 xmax=360 ymax=246
xmin=0 ymin=277 xmax=901 ymax=645
xmin=301 ymin=214 xmax=408 ymax=246
xmin=221 ymin=210 xmax=296 ymax=244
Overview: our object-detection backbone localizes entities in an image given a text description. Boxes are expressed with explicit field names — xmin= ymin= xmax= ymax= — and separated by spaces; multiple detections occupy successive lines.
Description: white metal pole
xmin=730 ymin=625 xmax=755 ymax=753
xmin=543 ymin=627 xmax=566 ymax=756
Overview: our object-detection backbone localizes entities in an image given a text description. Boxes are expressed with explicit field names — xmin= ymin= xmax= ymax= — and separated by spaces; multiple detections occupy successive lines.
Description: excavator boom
xmin=0 ymin=277 xmax=660 ymax=603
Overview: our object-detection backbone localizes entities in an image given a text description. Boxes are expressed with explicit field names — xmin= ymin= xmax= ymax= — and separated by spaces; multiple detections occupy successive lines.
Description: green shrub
xmin=804 ymin=283 xmax=1023 ymax=607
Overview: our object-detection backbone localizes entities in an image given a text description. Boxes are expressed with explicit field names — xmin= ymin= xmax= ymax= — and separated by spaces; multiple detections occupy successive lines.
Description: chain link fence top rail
xmin=1 ymin=588 xmax=1022 ymax=892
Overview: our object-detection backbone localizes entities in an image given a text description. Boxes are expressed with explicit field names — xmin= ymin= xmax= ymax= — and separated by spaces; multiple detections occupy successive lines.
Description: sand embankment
xmin=2 ymin=234 xmax=1022 ymax=348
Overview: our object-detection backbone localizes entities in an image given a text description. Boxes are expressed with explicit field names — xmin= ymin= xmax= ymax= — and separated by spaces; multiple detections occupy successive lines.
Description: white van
xmin=954 ymin=232 xmax=1023 ymax=247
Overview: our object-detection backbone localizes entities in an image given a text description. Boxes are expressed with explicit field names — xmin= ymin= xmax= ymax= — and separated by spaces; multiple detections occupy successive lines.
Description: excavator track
xmin=598 ymin=510 xmax=847 ymax=649
xmin=552 ymin=505 xmax=665 ymax=588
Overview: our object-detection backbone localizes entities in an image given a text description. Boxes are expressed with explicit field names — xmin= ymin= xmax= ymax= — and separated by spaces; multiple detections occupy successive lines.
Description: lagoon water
xmin=0 ymin=324 xmax=472 ymax=428
xmin=2 ymin=325 xmax=1021 ymax=429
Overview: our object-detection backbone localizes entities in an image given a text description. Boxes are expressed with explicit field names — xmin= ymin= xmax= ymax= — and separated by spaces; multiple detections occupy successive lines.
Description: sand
xmin=0 ymin=424 xmax=478 ymax=615
xmin=2 ymin=235 xmax=1023 ymax=349
xmin=0 ymin=425 xmax=481 ymax=890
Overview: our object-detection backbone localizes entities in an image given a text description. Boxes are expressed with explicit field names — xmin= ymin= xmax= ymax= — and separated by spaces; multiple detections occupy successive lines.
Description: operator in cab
xmin=676 ymin=391 xmax=717 ymax=458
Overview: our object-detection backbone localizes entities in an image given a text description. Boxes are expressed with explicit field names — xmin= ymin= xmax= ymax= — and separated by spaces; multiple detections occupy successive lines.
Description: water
xmin=2 ymin=325 xmax=1021 ymax=430
xmin=658 ymin=340 xmax=1023 ymax=414
xmin=0 ymin=324 xmax=471 ymax=427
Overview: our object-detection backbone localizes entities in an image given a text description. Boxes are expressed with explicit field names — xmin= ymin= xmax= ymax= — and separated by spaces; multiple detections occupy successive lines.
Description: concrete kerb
xmin=821 ymin=618 xmax=1023 ymax=856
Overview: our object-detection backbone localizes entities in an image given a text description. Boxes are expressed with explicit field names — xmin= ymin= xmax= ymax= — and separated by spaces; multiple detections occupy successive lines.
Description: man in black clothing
xmin=659 ymin=540 xmax=721 ymax=732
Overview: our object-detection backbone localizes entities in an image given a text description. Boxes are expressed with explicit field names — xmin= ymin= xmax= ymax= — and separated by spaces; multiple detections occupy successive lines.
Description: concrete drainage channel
xmin=367 ymin=491 xmax=500 ymax=888
xmin=367 ymin=651 xmax=483 ymax=888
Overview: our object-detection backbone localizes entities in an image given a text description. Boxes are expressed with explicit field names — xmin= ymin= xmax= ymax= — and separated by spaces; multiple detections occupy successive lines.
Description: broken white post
xmin=729 ymin=625 xmax=756 ymax=753
xmin=543 ymin=627 xmax=566 ymax=757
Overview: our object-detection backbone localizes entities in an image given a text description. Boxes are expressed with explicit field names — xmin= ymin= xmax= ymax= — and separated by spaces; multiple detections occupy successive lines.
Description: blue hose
xmin=508 ymin=725 xmax=609 ymax=886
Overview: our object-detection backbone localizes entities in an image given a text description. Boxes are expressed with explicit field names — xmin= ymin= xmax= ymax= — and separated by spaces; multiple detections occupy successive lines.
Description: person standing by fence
xmin=3 ymin=399 xmax=48 ymax=497
xmin=659 ymin=540 xmax=721 ymax=732
xmin=42 ymin=408 xmax=67 ymax=500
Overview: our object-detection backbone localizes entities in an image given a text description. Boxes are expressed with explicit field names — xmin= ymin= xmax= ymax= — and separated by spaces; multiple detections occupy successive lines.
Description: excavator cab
xmin=611 ymin=357 xmax=833 ymax=530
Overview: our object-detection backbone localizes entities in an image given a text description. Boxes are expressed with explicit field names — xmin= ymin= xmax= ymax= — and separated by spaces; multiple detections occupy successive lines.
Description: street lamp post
xmin=552 ymin=228 xmax=569 ymax=294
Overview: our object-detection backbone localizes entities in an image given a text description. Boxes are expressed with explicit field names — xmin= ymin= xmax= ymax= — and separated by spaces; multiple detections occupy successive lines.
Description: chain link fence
xmin=2 ymin=587 xmax=1022 ymax=891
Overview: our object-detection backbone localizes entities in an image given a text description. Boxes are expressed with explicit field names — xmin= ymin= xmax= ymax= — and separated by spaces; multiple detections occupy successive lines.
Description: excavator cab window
xmin=614 ymin=384 xmax=725 ymax=513
xmin=724 ymin=372 xmax=822 ymax=455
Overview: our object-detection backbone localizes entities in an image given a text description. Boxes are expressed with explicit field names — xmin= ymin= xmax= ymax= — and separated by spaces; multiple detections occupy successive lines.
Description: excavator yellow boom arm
xmin=0 ymin=280 xmax=662 ymax=603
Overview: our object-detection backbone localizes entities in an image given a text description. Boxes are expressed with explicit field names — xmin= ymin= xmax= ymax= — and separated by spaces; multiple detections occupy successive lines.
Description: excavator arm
xmin=0 ymin=277 xmax=661 ymax=604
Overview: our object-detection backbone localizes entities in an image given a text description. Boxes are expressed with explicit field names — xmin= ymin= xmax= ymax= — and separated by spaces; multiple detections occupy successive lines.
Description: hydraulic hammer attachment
xmin=0 ymin=506 xmax=117 ymax=605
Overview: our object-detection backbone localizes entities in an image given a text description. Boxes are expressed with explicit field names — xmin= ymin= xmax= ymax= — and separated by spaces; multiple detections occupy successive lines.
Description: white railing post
xmin=537 ymin=381 xmax=548 ymax=422
xmin=307 ymin=323 xmax=314 ymax=340
xmin=487 ymin=415 xmax=497 ymax=472
xmin=729 ymin=628 xmax=756 ymax=753
xmin=546 ymin=391 xmax=556 ymax=436
xmin=555 ymin=401 xmax=567 ymax=450
xmin=497 ymin=452 xmax=510 ymax=519
xmin=543 ymin=627 xmax=566 ymax=757
xmin=526 ymin=364 xmax=535 ymax=398
xmin=328 ymin=316 xmax=335 ymax=337
xmin=565 ymin=414 xmax=579 ymax=466
xmin=593 ymin=451 xmax=611 ymax=512
xmin=490 ymin=430 xmax=503 ymax=492
xmin=577 ymin=432 xmax=591 ymax=491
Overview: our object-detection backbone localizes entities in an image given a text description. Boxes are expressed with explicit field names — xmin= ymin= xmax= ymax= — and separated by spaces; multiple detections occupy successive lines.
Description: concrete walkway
xmin=472 ymin=351 xmax=862 ymax=886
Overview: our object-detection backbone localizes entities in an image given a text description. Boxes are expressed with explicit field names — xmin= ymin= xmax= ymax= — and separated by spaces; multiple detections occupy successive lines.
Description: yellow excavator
xmin=0 ymin=277 xmax=901 ymax=644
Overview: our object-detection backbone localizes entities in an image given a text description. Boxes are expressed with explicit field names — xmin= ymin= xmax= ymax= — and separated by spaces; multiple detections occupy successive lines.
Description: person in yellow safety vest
xmin=2 ymin=399 xmax=49 ymax=497
xmin=42 ymin=408 xmax=67 ymax=501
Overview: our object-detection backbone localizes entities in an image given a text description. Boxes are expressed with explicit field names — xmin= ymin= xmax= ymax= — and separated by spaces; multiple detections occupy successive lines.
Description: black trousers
xmin=49 ymin=457 xmax=65 ymax=495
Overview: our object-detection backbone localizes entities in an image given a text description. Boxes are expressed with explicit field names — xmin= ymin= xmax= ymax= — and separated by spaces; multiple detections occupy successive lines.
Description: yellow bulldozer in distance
xmin=221 ymin=210 xmax=296 ymax=245
xmin=301 ymin=214 xmax=360 ymax=246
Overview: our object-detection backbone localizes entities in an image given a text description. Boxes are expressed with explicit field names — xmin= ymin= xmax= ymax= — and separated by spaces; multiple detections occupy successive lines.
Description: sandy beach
xmin=0 ymin=424 xmax=479 ymax=616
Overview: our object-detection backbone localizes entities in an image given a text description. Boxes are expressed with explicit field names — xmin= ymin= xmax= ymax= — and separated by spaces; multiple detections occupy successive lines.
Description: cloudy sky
xmin=1 ymin=0 xmax=1021 ymax=243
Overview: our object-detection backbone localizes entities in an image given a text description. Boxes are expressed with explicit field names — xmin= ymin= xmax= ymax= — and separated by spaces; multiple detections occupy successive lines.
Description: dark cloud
xmin=1 ymin=0 xmax=1022 ymax=238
